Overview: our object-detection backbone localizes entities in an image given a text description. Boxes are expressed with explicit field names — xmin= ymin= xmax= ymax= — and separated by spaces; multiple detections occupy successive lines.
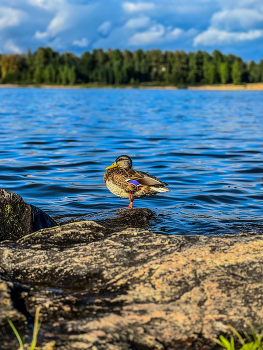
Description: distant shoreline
xmin=1 ymin=83 xmax=263 ymax=90
xmin=188 ymin=83 xmax=263 ymax=90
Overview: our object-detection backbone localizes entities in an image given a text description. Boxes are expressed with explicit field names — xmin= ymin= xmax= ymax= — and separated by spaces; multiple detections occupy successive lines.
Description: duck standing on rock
xmin=104 ymin=155 xmax=170 ymax=209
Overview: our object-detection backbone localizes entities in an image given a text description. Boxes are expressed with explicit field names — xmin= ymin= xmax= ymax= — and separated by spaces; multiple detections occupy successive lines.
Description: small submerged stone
xmin=95 ymin=207 xmax=156 ymax=231
xmin=60 ymin=207 xmax=157 ymax=232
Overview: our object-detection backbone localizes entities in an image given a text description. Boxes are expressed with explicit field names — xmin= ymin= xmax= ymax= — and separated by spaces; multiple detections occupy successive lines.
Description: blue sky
xmin=0 ymin=0 xmax=263 ymax=61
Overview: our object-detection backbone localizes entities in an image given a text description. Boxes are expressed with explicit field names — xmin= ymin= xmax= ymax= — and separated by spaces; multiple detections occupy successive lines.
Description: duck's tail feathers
xmin=151 ymin=186 xmax=171 ymax=193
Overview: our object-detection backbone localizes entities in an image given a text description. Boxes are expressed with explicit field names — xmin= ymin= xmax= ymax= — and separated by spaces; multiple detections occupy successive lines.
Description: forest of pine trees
xmin=0 ymin=47 xmax=263 ymax=86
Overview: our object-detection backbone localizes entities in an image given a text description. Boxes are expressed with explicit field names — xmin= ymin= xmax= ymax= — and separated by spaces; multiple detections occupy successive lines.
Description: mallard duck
xmin=104 ymin=155 xmax=170 ymax=209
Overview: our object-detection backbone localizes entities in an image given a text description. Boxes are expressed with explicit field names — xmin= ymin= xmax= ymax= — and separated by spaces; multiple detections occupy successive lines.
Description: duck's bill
xmin=105 ymin=161 xmax=117 ymax=169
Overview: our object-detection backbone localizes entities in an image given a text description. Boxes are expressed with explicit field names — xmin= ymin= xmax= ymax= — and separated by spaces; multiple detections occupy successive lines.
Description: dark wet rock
xmin=63 ymin=208 xmax=157 ymax=232
xmin=0 ymin=188 xmax=57 ymax=242
xmin=0 ymin=189 xmax=32 ymax=241
xmin=96 ymin=207 xmax=156 ymax=231
xmin=0 ymin=221 xmax=263 ymax=349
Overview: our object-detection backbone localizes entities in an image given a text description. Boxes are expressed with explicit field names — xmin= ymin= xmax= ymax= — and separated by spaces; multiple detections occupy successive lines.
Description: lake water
xmin=1 ymin=87 xmax=263 ymax=235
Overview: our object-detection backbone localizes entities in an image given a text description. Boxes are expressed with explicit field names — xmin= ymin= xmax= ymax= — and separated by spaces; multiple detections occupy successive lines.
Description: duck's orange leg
xmin=127 ymin=193 xmax=134 ymax=209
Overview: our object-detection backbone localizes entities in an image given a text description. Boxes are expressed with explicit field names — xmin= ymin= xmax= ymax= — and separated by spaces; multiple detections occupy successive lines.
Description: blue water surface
xmin=1 ymin=87 xmax=263 ymax=235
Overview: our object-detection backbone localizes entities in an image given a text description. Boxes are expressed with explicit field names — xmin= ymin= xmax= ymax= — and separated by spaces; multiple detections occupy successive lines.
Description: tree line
xmin=0 ymin=47 xmax=263 ymax=86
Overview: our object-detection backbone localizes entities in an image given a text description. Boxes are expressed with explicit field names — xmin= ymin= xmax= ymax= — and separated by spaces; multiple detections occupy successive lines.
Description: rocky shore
xmin=0 ymin=189 xmax=263 ymax=350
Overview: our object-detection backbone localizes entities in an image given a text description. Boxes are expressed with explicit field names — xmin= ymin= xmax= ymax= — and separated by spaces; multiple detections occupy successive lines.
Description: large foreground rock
xmin=0 ymin=189 xmax=57 ymax=241
xmin=0 ymin=218 xmax=263 ymax=349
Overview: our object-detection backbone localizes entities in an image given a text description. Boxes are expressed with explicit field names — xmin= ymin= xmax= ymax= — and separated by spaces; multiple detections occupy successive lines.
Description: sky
xmin=0 ymin=0 xmax=263 ymax=61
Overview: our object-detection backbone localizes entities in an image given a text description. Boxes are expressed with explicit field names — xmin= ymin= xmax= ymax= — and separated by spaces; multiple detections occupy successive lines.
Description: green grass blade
xmin=216 ymin=321 xmax=263 ymax=350
xmin=219 ymin=335 xmax=232 ymax=350
xmin=230 ymin=335 xmax=235 ymax=350
xmin=244 ymin=331 xmax=252 ymax=343
xmin=214 ymin=338 xmax=225 ymax=347
xmin=5 ymin=316 xmax=24 ymax=350
xmin=228 ymin=325 xmax=245 ymax=346
xmin=29 ymin=307 xmax=41 ymax=350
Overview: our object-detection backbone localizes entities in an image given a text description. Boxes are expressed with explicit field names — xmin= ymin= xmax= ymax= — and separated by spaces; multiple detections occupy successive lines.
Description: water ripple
xmin=0 ymin=88 xmax=263 ymax=235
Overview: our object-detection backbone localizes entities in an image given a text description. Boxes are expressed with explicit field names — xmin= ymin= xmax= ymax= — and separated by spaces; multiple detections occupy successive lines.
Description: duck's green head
xmin=106 ymin=155 xmax=132 ymax=170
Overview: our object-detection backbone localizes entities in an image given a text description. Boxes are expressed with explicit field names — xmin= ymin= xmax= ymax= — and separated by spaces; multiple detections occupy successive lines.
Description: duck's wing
xmin=128 ymin=170 xmax=168 ymax=187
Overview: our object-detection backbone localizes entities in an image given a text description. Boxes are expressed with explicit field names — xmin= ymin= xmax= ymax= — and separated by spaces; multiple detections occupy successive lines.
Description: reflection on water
xmin=0 ymin=87 xmax=263 ymax=235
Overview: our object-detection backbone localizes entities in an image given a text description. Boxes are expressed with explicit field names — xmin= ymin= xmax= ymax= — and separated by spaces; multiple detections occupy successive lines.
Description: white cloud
xmin=123 ymin=2 xmax=155 ymax=13
xmin=129 ymin=24 xmax=164 ymax=45
xmin=194 ymin=5 xmax=263 ymax=47
xmin=193 ymin=4 xmax=263 ymax=49
xmin=98 ymin=21 xmax=112 ymax=36
xmin=4 ymin=39 xmax=22 ymax=54
xmin=211 ymin=9 xmax=263 ymax=31
xmin=169 ymin=27 xmax=184 ymax=39
xmin=72 ymin=37 xmax=89 ymax=47
xmin=27 ymin=0 xmax=64 ymax=11
xmin=35 ymin=8 xmax=70 ymax=39
xmin=194 ymin=28 xmax=263 ymax=46
xmin=128 ymin=24 xmax=186 ymax=45
xmin=35 ymin=31 xmax=46 ymax=39
xmin=125 ymin=16 xmax=150 ymax=29
xmin=0 ymin=0 xmax=263 ymax=60
xmin=0 ymin=7 xmax=27 ymax=30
